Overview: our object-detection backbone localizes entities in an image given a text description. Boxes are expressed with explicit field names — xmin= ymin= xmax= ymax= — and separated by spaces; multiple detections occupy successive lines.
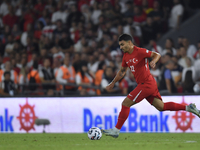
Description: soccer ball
xmin=87 ymin=127 xmax=102 ymax=140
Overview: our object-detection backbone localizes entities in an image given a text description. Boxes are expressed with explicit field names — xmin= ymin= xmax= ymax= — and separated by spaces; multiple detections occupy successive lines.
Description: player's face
xmin=119 ymin=40 xmax=130 ymax=53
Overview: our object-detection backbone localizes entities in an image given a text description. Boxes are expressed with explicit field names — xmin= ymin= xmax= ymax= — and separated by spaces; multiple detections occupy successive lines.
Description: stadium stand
xmin=0 ymin=0 xmax=200 ymax=96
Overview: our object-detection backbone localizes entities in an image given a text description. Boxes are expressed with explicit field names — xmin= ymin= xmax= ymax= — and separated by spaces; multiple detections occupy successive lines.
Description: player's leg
xmin=101 ymin=85 xmax=147 ymax=138
xmin=152 ymin=98 xmax=200 ymax=117
xmin=152 ymin=98 xmax=185 ymax=111
xmin=101 ymin=97 xmax=136 ymax=138
xmin=115 ymin=97 xmax=136 ymax=129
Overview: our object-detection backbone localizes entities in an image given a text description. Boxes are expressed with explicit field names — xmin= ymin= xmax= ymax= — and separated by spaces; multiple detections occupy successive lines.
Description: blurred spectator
xmin=0 ymin=39 xmax=5 ymax=56
xmin=177 ymin=35 xmax=184 ymax=48
xmin=194 ymin=50 xmax=200 ymax=83
xmin=162 ymin=38 xmax=176 ymax=56
xmin=16 ymin=52 xmax=27 ymax=68
xmin=168 ymin=0 xmax=184 ymax=29
xmin=133 ymin=5 xmax=146 ymax=25
xmin=11 ymin=57 xmax=20 ymax=75
xmin=39 ymin=58 xmax=56 ymax=94
xmin=171 ymin=55 xmax=183 ymax=88
xmin=95 ymin=61 xmax=106 ymax=95
xmin=3 ymin=5 xmax=18 ymax=28
xmin=193 ymin=83 xmax=200 ymax=93
xmin=34 ymin=21 xmax=44 ymax=39
xmin=159 ymin=53 xmax=172 ymax=71
xmin=81 ymin=4 xmax=91 ymax=23
xmin=76 ymin=61 xmax=95 ymax=95
xmin=12 ymin=24 xmax=21 ymax=38
xmin=23 ymin=5 xmax=35 ymax=31
xmin=18 ymin=65 xmax=28 ymax=86
xmin=66 ymin=4 xmax=85 ymax=27
xmin=58 ymin=31 xmax=74 ymax=54
xmin=53 ymin=19 xmax=65 ymax=40
xmin=141 ymin=16 xmax=157 ymax=45
xmin=88 ymin=54 xmax=99 ymax=74
xmin=33 ymin=0 xmax=45 ymax=19
xmin=148 ymin=1 xmax=163 ymax=20
xmin=101 ymin=66 xmax=120 ymax=94
xmin=182 ymin=57 xmax=196 ymax=93
xmin=27 ymin=61 xmax=41 ymax=91
xmin=56 ymin=55 xmax=76 ymax=93
xmin=51 ymin=1 xmax=68 ymax=24
xmin=91 ymin=2 xmax=102 ymax=25
xmin=74 ymin=36 xmax=87 ymax=52
xmin=20 ymin=23 xmax=33 ymax=47
xmin=72 ymin=52 xmax=81 ymax=73
xmin=159 ymin=60 xmax=177 ymax=94
xmin=149 ymin=39 xmax=163 ymax=54
xmin=0 ymin=71 xmax=17 ymax=96
xmin=4 ymin=35 xmax=14 ymax=56
xmin=182 ymin=37 xmax=197 ymax=61
xmin=42 ymin=17 xmax=57 ymax=40
xmin=142 ymin=0 xmax=153 ymax=15
xmin=130 ymin=27 xmax=141 ymax=46
xmin=150 ymin=64 xmax=161 ymax=84
xmin=39 ymin=36 xmax=52 ymax=50
xmin=123 ymin=1 xmax=134 ymax=17
xmin=178 ymin=47 xmax=190 ymax=68
xmin=0 ymin=0 xmax=10 ymax=17
xmin=0 ymin=61 xmax=18 ymax=84
xmin=193 ymin=41 xmax=200 ymax=59
xmin=52 ymin=57 xmax=61 ymax=75
xmin=51 ymin=46 xmax=65 ymax=62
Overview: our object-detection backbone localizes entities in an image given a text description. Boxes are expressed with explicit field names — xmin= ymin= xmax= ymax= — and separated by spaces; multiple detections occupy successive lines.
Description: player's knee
xmin=156 ymin=105 xmax=164 ymax=111
xmin=122 ymin=98 xmax=134 ymax=107
xmin=122 ymin=100 xmax=130 ymax=107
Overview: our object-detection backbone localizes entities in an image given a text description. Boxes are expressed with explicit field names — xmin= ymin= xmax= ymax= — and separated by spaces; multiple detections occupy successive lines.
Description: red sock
xmin=115 ymin=105 xmax=130 ymax=130
xmin=163 ymin=102 xmax=186 ymax=111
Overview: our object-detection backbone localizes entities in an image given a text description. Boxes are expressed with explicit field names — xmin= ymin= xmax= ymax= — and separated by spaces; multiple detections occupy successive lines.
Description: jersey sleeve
xmin=139 ymin=48 xmax=152 ymax=58
xmin=121 ymin=56 xmax=128 ymax=67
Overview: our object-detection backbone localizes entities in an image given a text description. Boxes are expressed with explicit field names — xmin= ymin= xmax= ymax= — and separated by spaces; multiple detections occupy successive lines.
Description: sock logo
xmin=172 ymin=97 xmax=195 ymax=132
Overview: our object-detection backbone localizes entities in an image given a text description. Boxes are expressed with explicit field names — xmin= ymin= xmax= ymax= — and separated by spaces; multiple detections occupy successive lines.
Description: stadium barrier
xmin=17 ymin=83 xmax=102 ymax=96
xmin=0 ymin=96 xmax=200 ymax=133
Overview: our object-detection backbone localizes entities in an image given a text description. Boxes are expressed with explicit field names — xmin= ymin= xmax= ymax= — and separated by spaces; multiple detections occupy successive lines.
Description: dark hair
xmin=33 ymin=61 xmax=38 ymax=69
xmin=165 ymin=53 xmax=173 ymax=58
xmin=165 ymin=60 xmax=175 ymax=65
xmin=4 ymin=71 xmax=11 ymax=77
xmin=118 ymin=34 xmax=133 ymax=42
xmin=97 ymin=61 xmax=105 ymax=70
xmin=80 ymin=61 xmax=88 ymax=79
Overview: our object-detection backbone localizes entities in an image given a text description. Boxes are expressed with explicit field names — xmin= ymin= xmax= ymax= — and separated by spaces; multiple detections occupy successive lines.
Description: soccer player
xmin=101 ymin=34 xmax=200 ymax=138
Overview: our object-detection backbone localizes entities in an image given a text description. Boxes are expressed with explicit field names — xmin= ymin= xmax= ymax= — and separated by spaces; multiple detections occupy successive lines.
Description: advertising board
xmin=0 ymin=96 xmax=199 ymax=133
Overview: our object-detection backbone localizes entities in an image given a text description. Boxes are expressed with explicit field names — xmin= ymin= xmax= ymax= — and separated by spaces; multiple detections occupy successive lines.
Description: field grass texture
xmin=0 ymin=133 xmax=199 ymax=150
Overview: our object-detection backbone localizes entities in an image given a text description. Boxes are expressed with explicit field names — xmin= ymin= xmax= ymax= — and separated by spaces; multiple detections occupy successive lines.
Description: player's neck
xmin=127 ymin=45 xmax=134 ymax=54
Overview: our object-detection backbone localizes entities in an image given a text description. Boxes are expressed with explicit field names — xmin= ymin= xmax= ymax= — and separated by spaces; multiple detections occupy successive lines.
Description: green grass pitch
xmin=0 ymin=133 xmax=199 ymax=150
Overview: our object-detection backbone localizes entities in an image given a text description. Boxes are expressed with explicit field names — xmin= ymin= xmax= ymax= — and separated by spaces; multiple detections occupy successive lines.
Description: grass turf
xmin=0 ymin=133 xmax=199 ymax=150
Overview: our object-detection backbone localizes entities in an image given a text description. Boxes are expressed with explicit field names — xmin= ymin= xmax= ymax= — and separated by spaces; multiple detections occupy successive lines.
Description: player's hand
xmin=150 ymin=61 xmax=156 ymax=69
xmin=105 ymin=82 xmax=115 ymax=92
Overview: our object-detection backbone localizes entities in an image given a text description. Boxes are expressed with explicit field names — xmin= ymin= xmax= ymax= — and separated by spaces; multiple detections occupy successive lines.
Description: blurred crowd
xmin=0 ymin=0 xmax=200 ymax=96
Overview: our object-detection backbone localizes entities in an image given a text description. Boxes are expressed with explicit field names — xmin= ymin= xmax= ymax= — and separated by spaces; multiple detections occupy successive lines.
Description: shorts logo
xmin=146 ymin=50 xmax=149 ymax=53
xmin=129 ymin=94 xmax=133 ymax=97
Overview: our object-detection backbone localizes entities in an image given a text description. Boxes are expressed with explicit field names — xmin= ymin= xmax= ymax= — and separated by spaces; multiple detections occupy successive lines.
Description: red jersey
xmin=122 ymin=46 xmax=152 ymax=84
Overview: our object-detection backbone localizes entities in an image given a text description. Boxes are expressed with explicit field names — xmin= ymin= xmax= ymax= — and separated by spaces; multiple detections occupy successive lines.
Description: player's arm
xmin=105 ymin=66 xmax=128 ymax=92
xmin=149 ymin=51 xmax=161 ymax=68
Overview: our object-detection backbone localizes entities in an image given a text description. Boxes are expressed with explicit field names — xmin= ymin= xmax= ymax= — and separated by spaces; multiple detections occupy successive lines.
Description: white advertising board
xmin=0 ymin=96 xmax=200 ymax=133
